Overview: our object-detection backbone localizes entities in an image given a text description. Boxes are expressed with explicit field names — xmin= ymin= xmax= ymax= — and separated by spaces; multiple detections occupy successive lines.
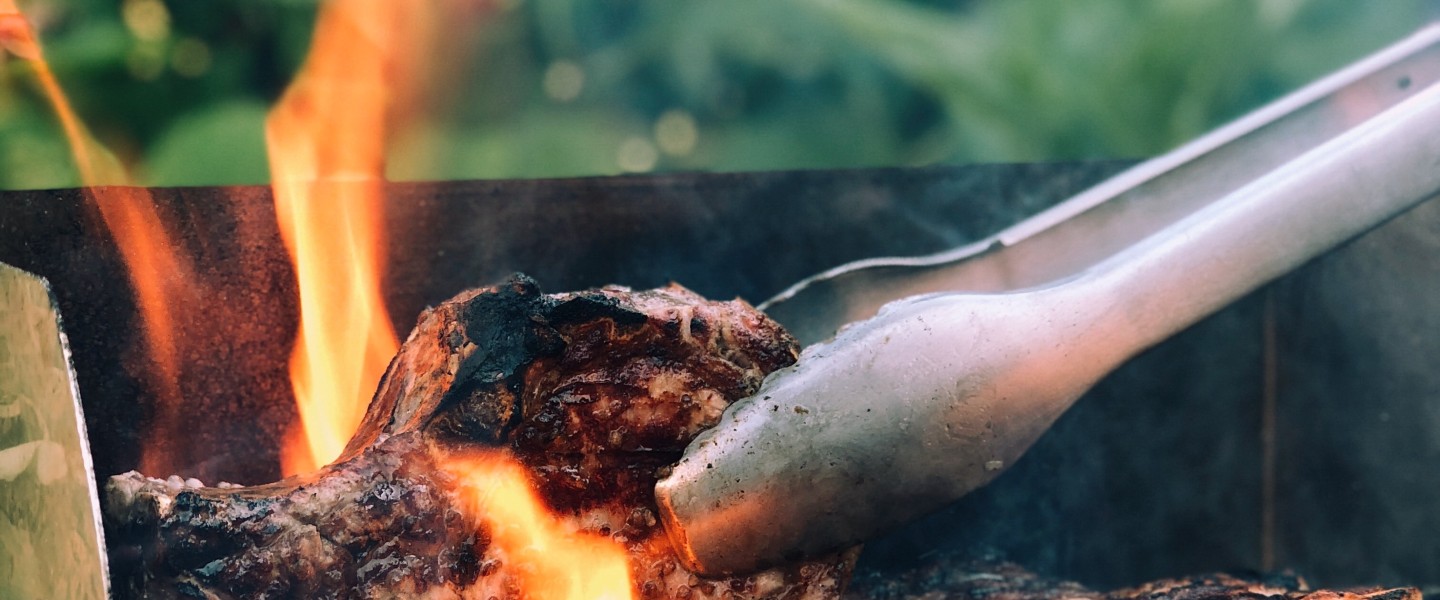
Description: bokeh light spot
xmin=122 ymin=0 xmax=170 ymax=42
xmin=543 ymin=60 xmax=584 ymax=102
xmin=654 ymin=109 xmax=698 ymax=157
xmin=171 ymin=37 xmax=211 ymax=78
xmin=616 ymin=136 xmax=657 ymax=173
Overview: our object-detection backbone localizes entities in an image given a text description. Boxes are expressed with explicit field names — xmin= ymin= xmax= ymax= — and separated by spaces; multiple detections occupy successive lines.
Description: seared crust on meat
xmin=106 ymin=275 xmax=857 ymax=599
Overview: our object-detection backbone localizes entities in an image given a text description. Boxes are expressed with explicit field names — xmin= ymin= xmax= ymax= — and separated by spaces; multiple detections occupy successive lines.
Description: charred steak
xmin=105 ymin=276 xmax=858 ymax=599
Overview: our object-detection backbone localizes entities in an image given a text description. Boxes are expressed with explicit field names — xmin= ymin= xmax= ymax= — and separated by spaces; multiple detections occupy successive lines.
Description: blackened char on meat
xmin=105 ymin=275 xmax=858 ymax=599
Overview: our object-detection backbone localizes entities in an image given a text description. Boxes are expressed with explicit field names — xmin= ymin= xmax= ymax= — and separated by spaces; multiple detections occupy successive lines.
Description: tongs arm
xmin=657 ymin=27 xmax=1440 ymax=576
xmin=764 ymin=24 xmax=1440 ymax=346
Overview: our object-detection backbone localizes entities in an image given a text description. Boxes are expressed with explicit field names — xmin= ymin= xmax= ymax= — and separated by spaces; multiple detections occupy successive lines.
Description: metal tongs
xmin=656 ymin=25 xmax=1440 ymax=575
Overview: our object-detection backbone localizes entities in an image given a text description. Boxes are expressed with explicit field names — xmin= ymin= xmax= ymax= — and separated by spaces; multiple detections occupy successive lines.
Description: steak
xmin=104 ymin=275 xmax=858 ymax=599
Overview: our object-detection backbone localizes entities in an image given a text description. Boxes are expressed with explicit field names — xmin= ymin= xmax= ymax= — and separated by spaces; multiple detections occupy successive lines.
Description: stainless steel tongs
xmin=656 ymin=24 xmax=1440 ymax=576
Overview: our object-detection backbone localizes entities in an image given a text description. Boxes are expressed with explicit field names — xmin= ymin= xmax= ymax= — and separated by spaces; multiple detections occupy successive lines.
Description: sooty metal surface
xmin=0 ymin=162 xmax=1436 ymax=590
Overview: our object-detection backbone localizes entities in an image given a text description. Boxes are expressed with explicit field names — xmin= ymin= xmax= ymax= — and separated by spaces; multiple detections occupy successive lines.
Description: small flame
xmin=446 ymin=453 xmax=637 ymax=600
xmin=4 ymin=0 xmax=195 ymax=475
xmin=266 ymin=0 xmax=410 ymax=475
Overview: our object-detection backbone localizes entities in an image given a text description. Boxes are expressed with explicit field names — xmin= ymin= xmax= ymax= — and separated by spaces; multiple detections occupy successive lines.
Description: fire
xmin=445 ymin=453 xmax=637 ymax=600
xmin=13 ymin=8 xmax=641 ymax=599
xmin=269 ymin=0 xmax=490 ymax=475
xmin=266 ymin=0 xmax=415 ymax=475
xmin=4 ymin=0 xmax=195 ymax=475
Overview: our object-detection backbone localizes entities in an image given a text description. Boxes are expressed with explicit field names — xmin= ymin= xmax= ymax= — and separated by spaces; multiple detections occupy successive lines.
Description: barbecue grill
xmin=3 ymin=160 xmax=1439 ymax=594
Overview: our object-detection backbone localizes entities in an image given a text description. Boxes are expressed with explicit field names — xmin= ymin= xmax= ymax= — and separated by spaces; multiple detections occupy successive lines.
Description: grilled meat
xmin=105 ymin=275 xmax=858 ymax=599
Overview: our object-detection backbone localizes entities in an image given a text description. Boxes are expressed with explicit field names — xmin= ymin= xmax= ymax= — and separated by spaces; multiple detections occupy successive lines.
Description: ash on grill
xmin=846 ymin=551 xmax=1420 ymax=600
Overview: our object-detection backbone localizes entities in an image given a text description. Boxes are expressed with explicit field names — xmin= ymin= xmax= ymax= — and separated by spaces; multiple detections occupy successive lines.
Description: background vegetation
xmin=1 ymin=0 xmax=1436 ymax=189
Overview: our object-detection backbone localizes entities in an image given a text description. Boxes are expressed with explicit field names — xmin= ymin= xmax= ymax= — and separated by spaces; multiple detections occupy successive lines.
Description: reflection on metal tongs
xmin=657 ymin=25 xmax=1440 ymax=576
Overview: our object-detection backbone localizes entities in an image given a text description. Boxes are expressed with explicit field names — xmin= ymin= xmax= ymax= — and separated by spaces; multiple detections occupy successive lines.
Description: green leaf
xmin=144 ymin=100 xmax=270 ymax=186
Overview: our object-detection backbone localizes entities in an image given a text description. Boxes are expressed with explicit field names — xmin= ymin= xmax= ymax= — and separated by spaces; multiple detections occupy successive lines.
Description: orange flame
xmin=4 ymin=0 xmax=195 ymax=475
xmin=16 ymin=6 xmax=642 ymax=599
xmin=266 ymin=0 xmax=413 ymax=476
xmin=446 ymin=453 xmax=637 ymax=600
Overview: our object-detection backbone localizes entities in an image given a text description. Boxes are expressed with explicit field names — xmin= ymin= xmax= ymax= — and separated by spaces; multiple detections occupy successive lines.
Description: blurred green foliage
xmin=0 ymin=0 xmax=1435 ymax=189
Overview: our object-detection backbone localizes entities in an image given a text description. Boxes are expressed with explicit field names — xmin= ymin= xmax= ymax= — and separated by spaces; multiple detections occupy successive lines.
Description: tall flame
xmin=266 ymin=0 xmax=413 ymax=476
xmin=446 ymin=453 xmax=637 ymax=600
xmin=4 ymin=0 xmax=195 ymax=475
xmin=14 ymin=4 xmax=644 ymax=598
